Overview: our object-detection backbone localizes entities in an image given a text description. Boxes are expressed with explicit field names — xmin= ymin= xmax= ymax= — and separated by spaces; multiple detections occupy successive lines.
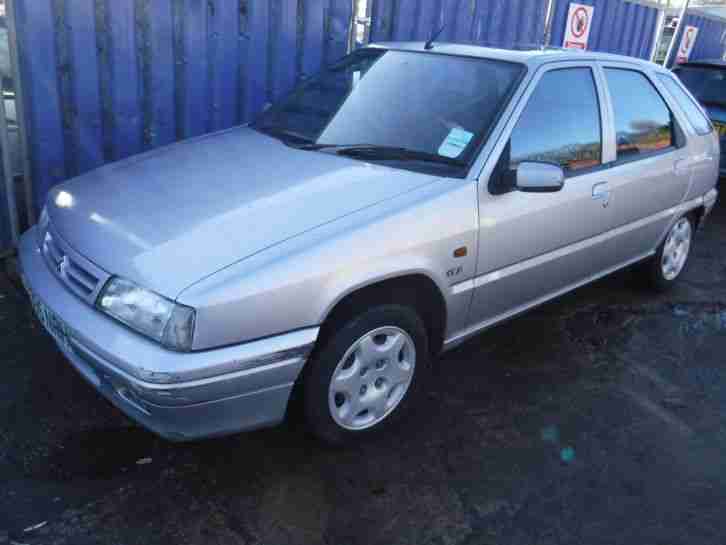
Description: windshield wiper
xmin=299 ymin=144 xmax=466 ymax=166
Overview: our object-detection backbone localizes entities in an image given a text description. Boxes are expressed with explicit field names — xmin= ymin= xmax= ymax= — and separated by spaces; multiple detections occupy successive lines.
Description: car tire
xmin=643 ymin=213 xmax=694 ymax=291
xmin=302 ymin=304 xmax=430 ymax=446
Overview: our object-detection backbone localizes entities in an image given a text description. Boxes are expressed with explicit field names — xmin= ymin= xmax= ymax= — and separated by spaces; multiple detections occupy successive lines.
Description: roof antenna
xmin=424 ymin=24 xmax=446 ymax=50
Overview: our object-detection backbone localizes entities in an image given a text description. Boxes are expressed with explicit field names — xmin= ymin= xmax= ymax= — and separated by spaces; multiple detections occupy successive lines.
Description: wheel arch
xmin=316 ymin=272 xmax=449 ymax=357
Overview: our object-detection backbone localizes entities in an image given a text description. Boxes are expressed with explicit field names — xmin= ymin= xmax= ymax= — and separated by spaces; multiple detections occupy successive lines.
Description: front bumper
xmin=18 ymin=226 xmax=319 ymax=441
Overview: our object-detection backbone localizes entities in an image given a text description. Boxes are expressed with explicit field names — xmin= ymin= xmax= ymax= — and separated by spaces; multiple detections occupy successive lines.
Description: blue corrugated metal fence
xmin=668 ymin=9 xmax=726 ymax=67
xmin=550 ymin=0 xmax=659 ymax=59
xmin=369 ymin=0 xmax=548 ymax=48
xmin=368 ymin=0 xmax=658 ymax=58
xmin=12 ymin=0 xmax=353 ymax=220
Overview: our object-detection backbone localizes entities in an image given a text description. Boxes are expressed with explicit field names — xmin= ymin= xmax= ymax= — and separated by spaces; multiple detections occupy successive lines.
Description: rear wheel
xmin=642 ymin=214 xmax=693 ymax=291
xmin=302 ymin=305 xmax=429 ymax=446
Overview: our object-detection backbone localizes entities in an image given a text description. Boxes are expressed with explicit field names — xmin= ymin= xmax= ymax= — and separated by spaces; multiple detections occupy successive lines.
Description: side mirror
xmin=515 ymin=162 xmax=564 ymax=193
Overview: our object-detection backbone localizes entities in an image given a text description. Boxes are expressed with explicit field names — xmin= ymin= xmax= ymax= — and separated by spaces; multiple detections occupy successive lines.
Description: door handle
xmin=592 ymin=182 xmax=611 ymax=208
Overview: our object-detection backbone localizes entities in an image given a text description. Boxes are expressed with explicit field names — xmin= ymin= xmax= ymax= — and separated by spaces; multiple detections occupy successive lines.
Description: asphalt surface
xmin=2 ymin=200 xmax=726 ymax=545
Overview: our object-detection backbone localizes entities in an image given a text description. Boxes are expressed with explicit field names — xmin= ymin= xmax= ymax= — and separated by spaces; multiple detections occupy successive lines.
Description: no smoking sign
xmin=564 ymin=3 xmax=594 ymax=50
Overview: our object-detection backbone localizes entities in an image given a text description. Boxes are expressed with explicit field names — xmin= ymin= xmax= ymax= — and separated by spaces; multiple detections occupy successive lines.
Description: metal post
xmin=543 ymin=0 xmax=557 ymax=47
xmin=0 ymin=83 xmax=19 ymax=243
xmin=362 ymin=0 xmax=372 ymax=46
xmin=650 ymin=7 xmax=666 ymax=62
xmin=663 ymin=0 xmax=691 ymax=67
xmin=348 ymin=0 xmax=372 ymax=52
xmin=6 ymin=0 xmax=34 ymax=225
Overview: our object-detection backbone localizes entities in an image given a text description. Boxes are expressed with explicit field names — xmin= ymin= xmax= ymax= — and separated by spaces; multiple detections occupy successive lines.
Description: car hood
xmin=47 ymin=127 xmax=438 ymax=298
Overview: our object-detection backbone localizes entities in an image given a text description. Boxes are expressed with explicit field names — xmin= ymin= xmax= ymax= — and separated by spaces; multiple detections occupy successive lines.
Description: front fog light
xmin=97 ymin=277 xmax=196 ymax=351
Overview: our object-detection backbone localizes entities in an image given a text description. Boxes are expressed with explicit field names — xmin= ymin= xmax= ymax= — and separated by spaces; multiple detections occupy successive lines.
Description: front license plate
xmin=29 ymin=291 xmax=72 ymax=352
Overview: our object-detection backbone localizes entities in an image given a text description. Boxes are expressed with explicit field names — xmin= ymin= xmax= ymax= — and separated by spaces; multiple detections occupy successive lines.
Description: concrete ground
xmin=2 ymin=201 xmax=726 ymax=545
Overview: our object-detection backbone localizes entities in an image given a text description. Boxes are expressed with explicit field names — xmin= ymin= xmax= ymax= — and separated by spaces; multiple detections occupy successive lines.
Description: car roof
xmin=367 ymin=41 xmax=660 ymax=70
xmin=676 ymin=59 xmax=726 ymax=69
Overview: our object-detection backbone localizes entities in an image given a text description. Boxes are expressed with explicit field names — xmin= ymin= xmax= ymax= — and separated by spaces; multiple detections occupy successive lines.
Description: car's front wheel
xmin=302 ymin=304 xmax=430 ymax=445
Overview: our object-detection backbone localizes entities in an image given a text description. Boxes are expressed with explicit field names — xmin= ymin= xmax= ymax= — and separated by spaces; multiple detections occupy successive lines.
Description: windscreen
xmin=252 ymin=49 xmax=524 ymax=171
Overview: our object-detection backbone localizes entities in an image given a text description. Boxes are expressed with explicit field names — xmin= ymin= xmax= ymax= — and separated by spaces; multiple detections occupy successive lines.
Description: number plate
xmin=29 ymin=291 xmax=72 ymax=352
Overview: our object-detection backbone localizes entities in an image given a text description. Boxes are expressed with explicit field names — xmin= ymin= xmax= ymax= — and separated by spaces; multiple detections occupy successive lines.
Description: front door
xmin=466 ymin=64 xmax=617 ymax=331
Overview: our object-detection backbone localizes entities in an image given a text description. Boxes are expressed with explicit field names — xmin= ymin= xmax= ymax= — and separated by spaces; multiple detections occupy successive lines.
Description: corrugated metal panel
xmin=12 ymin=0 xmax=354 ymax=217
xmin=550 ymin=0 xmax=659 ymax=59
xmin=668 ymin=11 xmax=726 ymax=66
xmin=369 ymin=0 xmax=547 ymax=48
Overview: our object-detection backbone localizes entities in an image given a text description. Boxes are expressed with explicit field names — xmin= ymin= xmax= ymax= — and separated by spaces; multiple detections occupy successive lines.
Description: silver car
xmin=18 ymin=43 xmax=719 ymax=444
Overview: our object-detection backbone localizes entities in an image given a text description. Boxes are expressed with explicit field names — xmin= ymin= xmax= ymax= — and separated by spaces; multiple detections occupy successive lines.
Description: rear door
xmin=594 ymin=62 xmax=694 ymax=264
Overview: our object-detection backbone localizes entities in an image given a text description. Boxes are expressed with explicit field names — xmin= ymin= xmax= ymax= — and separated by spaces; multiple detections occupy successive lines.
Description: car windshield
xmin=674 ymin=65 xmax=726 ymax=109
xmin=252 ymin=49 xmax=524 ymax=175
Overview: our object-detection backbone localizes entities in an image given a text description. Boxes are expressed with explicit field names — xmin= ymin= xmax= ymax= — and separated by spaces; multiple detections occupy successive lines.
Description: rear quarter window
xmin=658 ymin=73 xmax=713 ymax=136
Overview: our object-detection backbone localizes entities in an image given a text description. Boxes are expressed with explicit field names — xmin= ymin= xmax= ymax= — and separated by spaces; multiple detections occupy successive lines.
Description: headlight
xmin=37 ymin=206 xmax=49 ymax=247
xmin=97 ymin=277 xmax=196 ymax=351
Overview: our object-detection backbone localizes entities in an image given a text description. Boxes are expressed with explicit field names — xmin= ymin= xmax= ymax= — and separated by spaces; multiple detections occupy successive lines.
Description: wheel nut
xmin=375 ymin=378 xmax=385 ymax=388
xmin=360 ymin=366 xmax=369 ymax=377
xmin=360 ymin=385 xmax=367 ymax=396
xmin=376 ymin=359 xmax=387 ymax=369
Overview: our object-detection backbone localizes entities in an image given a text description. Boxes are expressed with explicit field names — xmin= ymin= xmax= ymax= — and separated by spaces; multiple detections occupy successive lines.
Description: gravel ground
xmin=2 ymin=200 xmax=726 ymax=545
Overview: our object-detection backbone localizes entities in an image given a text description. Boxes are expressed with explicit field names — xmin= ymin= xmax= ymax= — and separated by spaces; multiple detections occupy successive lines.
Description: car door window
xmin=604 ymin=68 xmax=674 ymax=160
xmin=657 ymin=73 xmax=713 ymax=136
xmin=509 ymin=67 xmax=602 ymax=173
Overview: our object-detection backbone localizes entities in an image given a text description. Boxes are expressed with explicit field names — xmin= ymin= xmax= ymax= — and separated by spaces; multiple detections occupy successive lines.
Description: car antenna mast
xmin=424 ymin=24 xmax=446 ymax=50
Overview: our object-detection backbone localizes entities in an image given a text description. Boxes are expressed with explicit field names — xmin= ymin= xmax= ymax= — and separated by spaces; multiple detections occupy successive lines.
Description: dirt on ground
xmin=2 ymin=201 xmax=726 ymax=545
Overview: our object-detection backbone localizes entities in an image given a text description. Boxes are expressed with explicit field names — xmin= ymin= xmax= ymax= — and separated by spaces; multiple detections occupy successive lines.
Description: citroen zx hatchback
xmin=19 ymin=44 xmax=719 ymax=445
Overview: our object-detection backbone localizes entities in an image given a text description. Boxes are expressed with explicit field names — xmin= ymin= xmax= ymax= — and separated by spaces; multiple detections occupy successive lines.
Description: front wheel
xmin=302 ymin=305 xmax=430 ymax=446
xmin=643 ymin=214 xmax=694 ymax=291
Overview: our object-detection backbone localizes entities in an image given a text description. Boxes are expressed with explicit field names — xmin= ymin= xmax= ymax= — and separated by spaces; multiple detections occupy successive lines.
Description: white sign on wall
xmin=563 ymin=3 xmax=594 ymax=50
xmin=676 ymin=25 xmax=699 ymax=64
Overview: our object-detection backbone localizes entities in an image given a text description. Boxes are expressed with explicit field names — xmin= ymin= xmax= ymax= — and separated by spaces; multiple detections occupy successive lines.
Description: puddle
xmin=670 ymin=305 xmax=726 ymax=335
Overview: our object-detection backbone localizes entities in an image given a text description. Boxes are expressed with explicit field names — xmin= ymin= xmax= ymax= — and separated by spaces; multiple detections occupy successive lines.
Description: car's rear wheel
xmin=643 ymin=214 xmax=694 ymax=291
xmin=302 ymin=304 xmax=429 ymax=446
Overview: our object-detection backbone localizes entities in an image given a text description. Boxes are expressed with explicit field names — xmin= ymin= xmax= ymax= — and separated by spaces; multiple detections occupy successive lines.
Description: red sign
xmin=563 ymin=3 xmax=594 ymax=50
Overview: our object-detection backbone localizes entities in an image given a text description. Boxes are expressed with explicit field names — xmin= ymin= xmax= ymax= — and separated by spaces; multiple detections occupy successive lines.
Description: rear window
xmin=604 ymin=68 xmax=674 ymax=161
xmin=659 ymin=73 xmax=713 ymax=135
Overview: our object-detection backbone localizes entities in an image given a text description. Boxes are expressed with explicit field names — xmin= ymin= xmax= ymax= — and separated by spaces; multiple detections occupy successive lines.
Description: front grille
xmin=41 ymin=225 xmax=110 ymax=304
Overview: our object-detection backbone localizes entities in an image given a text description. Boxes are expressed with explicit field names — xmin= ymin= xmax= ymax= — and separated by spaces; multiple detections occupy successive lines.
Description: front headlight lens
xmin=97 ymin=277 xmax=196 ymax=351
